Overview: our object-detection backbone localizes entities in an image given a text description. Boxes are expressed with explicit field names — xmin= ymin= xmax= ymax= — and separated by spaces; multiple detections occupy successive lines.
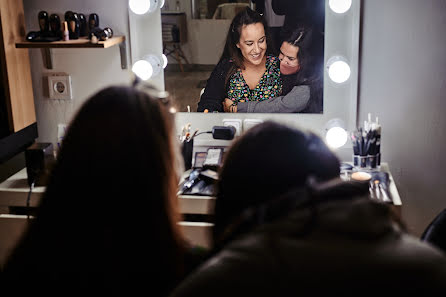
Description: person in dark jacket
xmin=169 ymin=121 xmax=446 ymax=297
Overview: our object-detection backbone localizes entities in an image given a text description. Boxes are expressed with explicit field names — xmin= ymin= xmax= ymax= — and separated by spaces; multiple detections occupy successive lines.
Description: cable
xmin=194 ymin=131 xmax=212 ymax=137
xmin=26 ymin=181 xmax=35 ymax=220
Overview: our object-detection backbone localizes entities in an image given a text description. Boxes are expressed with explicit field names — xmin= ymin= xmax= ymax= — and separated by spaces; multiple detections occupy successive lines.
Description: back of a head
xmin=214 ymin=121 xmax=340 ymax=243
xmin=4 ymin=85 xmax=184 ymax=295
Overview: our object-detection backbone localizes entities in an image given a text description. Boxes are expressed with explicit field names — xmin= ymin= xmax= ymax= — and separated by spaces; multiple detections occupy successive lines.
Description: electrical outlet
xmin=222 ymin=119 xmax=242 ymax=136
xmin=243 ymin=119 xmax=263 ymax=131
xmin=48 ymin=75 xmax=72 ymax=100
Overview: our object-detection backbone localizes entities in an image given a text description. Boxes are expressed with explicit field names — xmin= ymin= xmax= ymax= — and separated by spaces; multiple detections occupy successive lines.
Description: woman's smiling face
xmin=236 ymin=22 xmax=267 ymax=66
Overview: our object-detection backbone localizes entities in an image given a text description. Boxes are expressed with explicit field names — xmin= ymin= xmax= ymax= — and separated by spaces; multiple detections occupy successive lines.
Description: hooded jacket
xmin=170 ymin=180 xmax=446 ymax=297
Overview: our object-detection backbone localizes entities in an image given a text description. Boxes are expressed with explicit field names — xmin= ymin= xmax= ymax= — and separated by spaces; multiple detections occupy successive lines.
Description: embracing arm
xmin=236 ymin=85 xmax=310 ymax=113
xmin=197 ymin=60 xmax=231 ymax=112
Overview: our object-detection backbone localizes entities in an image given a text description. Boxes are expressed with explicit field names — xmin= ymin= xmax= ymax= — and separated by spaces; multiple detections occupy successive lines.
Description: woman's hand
xmin=223 ymin=99 xmax=237 ymax=113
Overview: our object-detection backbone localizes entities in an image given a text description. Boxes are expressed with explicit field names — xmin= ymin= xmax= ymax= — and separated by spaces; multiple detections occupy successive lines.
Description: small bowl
xmin=351 ymin=171 xmax=372 ymax=181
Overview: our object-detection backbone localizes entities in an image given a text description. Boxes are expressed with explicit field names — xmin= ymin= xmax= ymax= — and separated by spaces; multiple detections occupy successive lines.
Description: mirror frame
xmin=128 ymin=0 xmax=361 ymax=138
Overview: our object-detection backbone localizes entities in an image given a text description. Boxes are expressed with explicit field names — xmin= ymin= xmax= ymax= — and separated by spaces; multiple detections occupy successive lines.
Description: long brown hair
xmin=3 ymin=85 xmax=185 ymax=296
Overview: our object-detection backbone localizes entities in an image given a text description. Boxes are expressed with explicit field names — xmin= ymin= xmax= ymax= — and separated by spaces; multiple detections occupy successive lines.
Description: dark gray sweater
xmin=237 ymin=85 xmax=310 ymax=113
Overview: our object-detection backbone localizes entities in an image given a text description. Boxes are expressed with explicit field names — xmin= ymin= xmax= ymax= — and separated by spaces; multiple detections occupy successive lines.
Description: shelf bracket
xmin=41 ymin=48 xmax=53 ymax=69
xmin=119 ymin=42 xmax=128 ymax=69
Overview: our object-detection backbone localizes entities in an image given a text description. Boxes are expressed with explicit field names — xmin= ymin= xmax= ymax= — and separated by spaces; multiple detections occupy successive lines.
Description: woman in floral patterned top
xmin=197 ymin=7 xmax=282 ymax=112
xmin=227 ymin=55 xmax=282 ymax=103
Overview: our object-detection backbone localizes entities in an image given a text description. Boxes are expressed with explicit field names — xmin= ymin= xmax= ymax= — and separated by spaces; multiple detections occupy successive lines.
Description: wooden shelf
xmin=15 ymin=36 xmax=125 ymax=49
xmin=15 ymin=36 xmax=127 ymax=69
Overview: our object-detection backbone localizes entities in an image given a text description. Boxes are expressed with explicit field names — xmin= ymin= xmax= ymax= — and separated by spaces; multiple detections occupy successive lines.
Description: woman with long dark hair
xmin=197 ymin=7 xmax=282 ymax=112
xmin=2 ymin=84 xmax=202 ymax=296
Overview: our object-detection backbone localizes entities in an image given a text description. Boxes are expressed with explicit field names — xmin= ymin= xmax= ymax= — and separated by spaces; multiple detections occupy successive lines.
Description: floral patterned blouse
xmin=227 ymin=55 xmax=282 ymax=103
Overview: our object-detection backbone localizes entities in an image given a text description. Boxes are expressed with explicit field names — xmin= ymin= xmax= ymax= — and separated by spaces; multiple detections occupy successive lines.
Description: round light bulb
xmin=162 ymin=54 xmax=168 ymax=69
xmin=327 ymin=58 xmax=351 ymax=84
xmin=329 ymin=0 xmax=352 ymax=14
xmin=132 ymin=59 xmax=153 ymax=80
xmin=326 ymin=126 xmax=348 ymax=149
xmin=129 ymin=0 xmax=151 ymax=15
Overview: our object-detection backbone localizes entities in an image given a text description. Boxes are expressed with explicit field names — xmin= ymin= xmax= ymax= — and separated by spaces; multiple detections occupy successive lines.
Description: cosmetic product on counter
xmin=89 ymin=13 xmax=100 ymax=31
xmin=38 ymin=11 xmax=50 ymax=35
xmin=78 ymin=13 xmax=88 ymax=37
xmin=63 ymin=21 xmax=69 ymax=41
xmin=351 ymin=113 xmax=382 ymax=170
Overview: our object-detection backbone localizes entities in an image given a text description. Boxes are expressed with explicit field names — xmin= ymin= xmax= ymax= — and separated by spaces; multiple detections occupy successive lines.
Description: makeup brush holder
xmin=368 ymin=154 xmax=378 ymax=169
xmin=353 ymin=155 xmax=368 ymax=169
xmin=353 ymin=153 xmax=380 ymax=170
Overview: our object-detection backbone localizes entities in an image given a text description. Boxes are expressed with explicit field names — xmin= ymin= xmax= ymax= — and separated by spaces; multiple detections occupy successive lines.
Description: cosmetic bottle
xmin=68 ymin=12 xmax=80 ymax=39
xmin=90 ymin=27 xmax=108 ymax=41
xmin=64 ymin=11 xmax=74 ymax=22
xmin=90 ymin=33 xmax=98 ymax=44
xmin=104 ymin=27 xmax=114 ymax=39
xmin=78 ymin=13 xmax=88 ymax=37
xmin=63 ymin=21 xmax=69 ymax=41
xmin=38 ymin=11 xmax=49 ymax=35
xmin=49 ymin=14 xmax=61 ymax=38
xmin=89 ymin=13 xmax=100 ymax=31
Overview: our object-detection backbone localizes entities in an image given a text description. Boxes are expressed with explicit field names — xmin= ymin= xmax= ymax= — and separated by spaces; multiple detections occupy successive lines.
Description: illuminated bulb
xmin=162 ymin=54 xmax=168 ymax=69
xmin=129 ymin=0 xmax=151 ymax=14
xmin=132 ymin=55 xmax=162 ymax=80
xmin=169 ymin=106 xmax=177 ymax=113
xmin=129 ymin=0 xmax=159 ymax=15
xmin=326 ymin=126 xmax=348 ymax=149
xmin=329 ymin=0 xmax=352 ymax=14
xmin=327 ymin=57 xmax=351 ymax=84
xmin=132 ymin=60 xmax=153 ymax=80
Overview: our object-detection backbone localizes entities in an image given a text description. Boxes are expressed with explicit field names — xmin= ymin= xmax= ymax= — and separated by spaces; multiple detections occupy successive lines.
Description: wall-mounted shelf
xmin=15 ymin=36 xmax=127 ymax=69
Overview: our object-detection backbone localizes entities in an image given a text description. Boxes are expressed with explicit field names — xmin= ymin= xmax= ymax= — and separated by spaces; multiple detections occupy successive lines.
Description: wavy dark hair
xmin=3 ymin=85 xmax=185 ymax=296
xmin=282 ymin=25 xmax=324 ymax=113
xmin=213 ymin=121 xmax=340 ymax=246
xmin=219 ymin=7 xmax=276 ymax=86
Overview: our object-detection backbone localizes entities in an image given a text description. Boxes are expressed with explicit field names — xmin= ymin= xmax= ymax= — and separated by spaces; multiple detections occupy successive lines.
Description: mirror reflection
xmin=161 ymin=0 xmax=324 ymax=113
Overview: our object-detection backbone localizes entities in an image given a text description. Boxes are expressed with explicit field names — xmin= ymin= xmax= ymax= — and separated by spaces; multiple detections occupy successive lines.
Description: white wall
xmin=358 ymin=0 xmax=446 ymax=235
xmin=22 ymin=0 xmax=134 ymax=145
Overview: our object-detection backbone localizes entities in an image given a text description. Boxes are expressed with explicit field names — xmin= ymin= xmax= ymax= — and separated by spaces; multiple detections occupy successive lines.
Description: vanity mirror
xmin=128 ymin=0 xmax=361 ymax=137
